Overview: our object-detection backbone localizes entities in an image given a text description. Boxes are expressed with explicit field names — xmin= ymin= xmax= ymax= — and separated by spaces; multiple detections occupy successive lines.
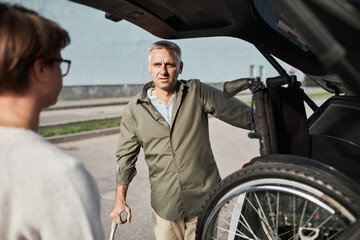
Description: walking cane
xmin=109 ymin=212 xmax=128 ymax=240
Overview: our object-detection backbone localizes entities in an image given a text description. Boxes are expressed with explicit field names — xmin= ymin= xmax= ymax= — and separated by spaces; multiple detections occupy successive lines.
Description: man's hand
xmin=110 ymin=201 xmax=131 ymax=224
xmin=110 ymin=185 xmax=131 ymax=224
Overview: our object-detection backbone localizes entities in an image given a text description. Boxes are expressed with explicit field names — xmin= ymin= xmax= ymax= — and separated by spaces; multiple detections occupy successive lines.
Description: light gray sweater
xmin=0 ymin=127 xmax=103 ymax=240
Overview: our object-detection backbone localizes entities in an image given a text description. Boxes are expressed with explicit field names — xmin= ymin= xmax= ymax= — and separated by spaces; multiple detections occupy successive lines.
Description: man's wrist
xmin=115 ymin=199 xmax=126 ymax=205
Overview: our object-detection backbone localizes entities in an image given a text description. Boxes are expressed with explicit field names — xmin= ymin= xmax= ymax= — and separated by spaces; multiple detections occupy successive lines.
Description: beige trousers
xmin=152 ymin=209 xmax=198 ymax=240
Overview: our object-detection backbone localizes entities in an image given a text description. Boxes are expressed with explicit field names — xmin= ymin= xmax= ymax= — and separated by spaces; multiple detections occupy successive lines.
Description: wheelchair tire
xmin=195 ymin=158 xmax=360 ymax=240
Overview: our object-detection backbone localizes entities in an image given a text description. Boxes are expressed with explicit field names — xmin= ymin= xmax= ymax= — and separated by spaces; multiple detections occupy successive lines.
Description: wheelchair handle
xmin=223 ymin=77 xmax=260 ymax=98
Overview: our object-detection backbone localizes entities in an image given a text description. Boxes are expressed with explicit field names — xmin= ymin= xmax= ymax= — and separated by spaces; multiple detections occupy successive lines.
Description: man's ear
xmin=179 ymin=61 xmax=184 ymax=74
xmin=31 ymin=59 xmax=47 ymax=84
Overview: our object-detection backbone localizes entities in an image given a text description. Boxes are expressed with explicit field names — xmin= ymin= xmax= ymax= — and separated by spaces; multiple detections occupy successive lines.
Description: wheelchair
xmin=195 ymin=70 xmax=360 ymax=240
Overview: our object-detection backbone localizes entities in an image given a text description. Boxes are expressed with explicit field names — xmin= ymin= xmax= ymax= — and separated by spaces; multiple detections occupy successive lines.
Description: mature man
xmin=110 ymin=40 xmax=253 ymax=239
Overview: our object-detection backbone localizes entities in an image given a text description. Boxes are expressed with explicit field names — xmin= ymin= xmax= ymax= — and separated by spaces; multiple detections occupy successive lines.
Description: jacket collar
xmin=137 ymin=80 xmax=186 ymax=104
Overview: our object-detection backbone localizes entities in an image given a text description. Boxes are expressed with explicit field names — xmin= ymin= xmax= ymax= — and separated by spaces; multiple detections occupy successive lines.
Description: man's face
xmin=148 ymin=48 xmax=183 ymax=92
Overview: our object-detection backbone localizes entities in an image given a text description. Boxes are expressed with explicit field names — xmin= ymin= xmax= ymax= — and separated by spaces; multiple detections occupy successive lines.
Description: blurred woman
xmin=0 ymin=3 xmax=103 ymax=239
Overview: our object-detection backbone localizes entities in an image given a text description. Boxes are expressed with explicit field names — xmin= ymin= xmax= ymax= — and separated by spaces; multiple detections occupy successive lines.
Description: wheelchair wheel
xmin=195 ymin=158 xmax=360 ymax=240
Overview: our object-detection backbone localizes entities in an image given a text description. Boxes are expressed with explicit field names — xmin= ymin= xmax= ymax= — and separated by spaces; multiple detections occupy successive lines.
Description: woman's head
xmin=0 ymin=3 xmax=70 ymax=94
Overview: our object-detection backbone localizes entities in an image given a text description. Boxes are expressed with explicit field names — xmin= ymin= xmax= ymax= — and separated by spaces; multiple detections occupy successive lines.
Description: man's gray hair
xmin=148 ymin=40 xmax=182 ymax=63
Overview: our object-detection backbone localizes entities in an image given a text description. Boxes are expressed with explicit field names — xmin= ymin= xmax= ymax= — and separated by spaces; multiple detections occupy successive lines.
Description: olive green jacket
xmin=116 ymin=79 xmax=254 ymax=220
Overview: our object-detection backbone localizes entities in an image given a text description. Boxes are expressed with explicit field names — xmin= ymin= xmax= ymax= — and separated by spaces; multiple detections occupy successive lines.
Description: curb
xmin=44 ymin=101 xmax=129 ymax=111
xmin=46 ymin=127 xmax=119 ymax=144
xmin=39 ymin=116 xmax=122 ymax=130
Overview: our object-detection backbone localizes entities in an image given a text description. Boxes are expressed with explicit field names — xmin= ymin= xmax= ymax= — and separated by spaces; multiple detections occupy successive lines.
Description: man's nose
xmin=160 ymin=64 xmax=168 ymax=75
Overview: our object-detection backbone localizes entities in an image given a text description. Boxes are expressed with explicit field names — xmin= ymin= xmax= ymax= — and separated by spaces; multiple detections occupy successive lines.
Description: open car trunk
xmin=70 ymin=0 xmax=360 ymax=95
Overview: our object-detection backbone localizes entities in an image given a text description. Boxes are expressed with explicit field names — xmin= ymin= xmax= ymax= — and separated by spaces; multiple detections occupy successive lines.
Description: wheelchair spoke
xmin=327 ymin=229 xmax=344 ymax=240
xmin=293 ymin=194 xmax=296 ymax=239
xmin=266 ymin=191 xmax=276 ymax=233
xmin=216 ymin=225 xmax=256 ymax=240
xmin=304 ymin=206 xmax=320 ymax=227
xmin=276 ymin=191 xmax=280 ymax=237
xmin=254 ymin=192 xmax=277 ymax=239
xmin=299 ymin=200 xmax=308 ymax=228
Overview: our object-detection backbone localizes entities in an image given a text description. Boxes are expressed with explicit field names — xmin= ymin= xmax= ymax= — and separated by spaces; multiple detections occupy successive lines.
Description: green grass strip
xmin=39 ymin=120 xmax=121 ymax=137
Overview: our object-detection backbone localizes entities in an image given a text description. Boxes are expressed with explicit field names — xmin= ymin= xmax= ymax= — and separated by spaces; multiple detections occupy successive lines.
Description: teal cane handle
xmin=120 ymin=211 xmax=128 ymax=222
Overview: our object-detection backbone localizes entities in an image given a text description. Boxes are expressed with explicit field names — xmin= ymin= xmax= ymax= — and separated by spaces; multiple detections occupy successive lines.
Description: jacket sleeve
xmin=115 ymin=106 xmax=141 ymax=186
xmin=196 ymin=80 xmax=255 ymax=130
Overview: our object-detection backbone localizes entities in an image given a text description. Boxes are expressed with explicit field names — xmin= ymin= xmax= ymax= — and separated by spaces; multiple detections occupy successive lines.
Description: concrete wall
xmin=58 ymin=82 xmax=224 ymax=100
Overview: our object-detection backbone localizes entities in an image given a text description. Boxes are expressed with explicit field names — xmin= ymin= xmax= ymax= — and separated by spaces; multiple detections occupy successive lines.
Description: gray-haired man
xmin=110 ymin=40 xmax=253 ymax=240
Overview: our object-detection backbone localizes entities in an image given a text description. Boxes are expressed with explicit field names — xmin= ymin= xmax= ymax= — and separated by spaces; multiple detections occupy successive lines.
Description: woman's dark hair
xmin=0 ymin=3 xmax=70 ymax=94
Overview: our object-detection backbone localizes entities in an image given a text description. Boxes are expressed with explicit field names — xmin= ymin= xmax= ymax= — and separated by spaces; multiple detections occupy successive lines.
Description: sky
xmin=3 ymin=0 xmax=304 ymax=86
